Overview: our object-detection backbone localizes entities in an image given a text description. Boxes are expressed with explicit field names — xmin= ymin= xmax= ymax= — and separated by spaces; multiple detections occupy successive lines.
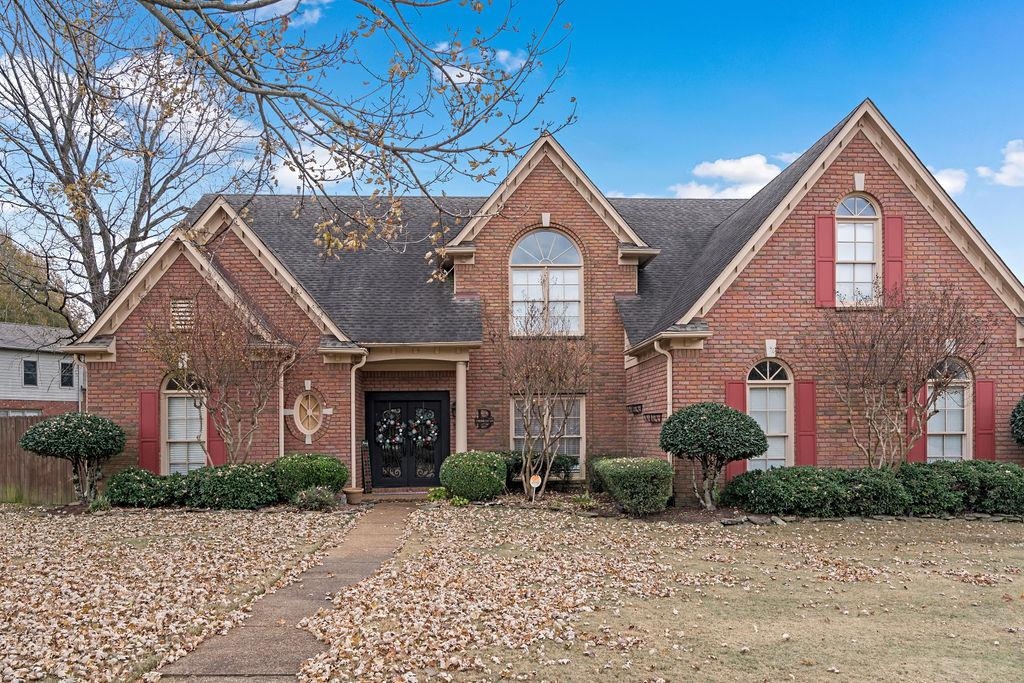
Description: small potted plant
xmin=343 ymin=485 xmax=364 ymax=505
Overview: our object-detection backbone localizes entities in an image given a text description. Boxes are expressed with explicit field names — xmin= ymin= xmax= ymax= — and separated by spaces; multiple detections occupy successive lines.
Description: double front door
xmin=366 ymin=391 xmax=449 ymax=488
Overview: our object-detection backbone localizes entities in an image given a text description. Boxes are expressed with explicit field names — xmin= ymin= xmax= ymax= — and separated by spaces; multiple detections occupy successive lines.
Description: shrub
xmin=501 ymin=451 xmax=578 ymax=484
xmin=449 ymin=495 xmax=470 ymax=507
xmin=933 ymin=460 xmax=987 ymax=510
xmin=182 ymin=464 xmax=279 ymax=509
xmin=107 ymin=467 xmax=173 ymax=508
xmin=88 ymin=494 xmax=111 ymax=513
xmin=439 ymin=451 xmax=507 ymax=501
xmin=847 ymin=468 xmax=911 ymax=516
xmin=292 ymin=486 xmax=338 ymax=511
xmin=593 ymin=457 xmax=673 ymax=516
xmin=745 ymin=467 xmax=851 ymax=517
xmin=659 ymin=402 xmax=768 ymax=510
xmin=1011 ymin=395 xmax=1024 ymax=448
xmin=273 ymin=453 xmax=349 ymax=502
xmin=896 ymin=463 xmax=964 ymax=515
xmin=717 ymin=469 xmax=763 ymax=509
xmin=973 ymin=463 xmax=1024 ymax=515
xmin=19 ymin=412 xmax=126 ymax=504
xmin=427 ymin=487 xmax=449 ymax=501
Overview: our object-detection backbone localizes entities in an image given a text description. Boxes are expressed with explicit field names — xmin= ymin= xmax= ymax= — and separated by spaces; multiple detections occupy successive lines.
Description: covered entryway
xmin=366 ymin=391 xmax=450 ymax=488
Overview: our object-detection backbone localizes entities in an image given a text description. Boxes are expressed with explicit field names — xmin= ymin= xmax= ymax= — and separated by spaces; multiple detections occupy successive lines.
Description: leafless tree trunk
xmin=489 ymin=306 xmax=593 ymax=500
xmin=819 ymin=280 xmax=995 ymax=467
xmin=0 ymin=0 xmax=266 ymax=332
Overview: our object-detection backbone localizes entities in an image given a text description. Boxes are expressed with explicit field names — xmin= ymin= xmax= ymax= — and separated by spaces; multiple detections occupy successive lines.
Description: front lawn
xmin=301 ymin=503 xmax=1024 ymax=682
xmin=0 ymin=504 xmax=357 ymax=681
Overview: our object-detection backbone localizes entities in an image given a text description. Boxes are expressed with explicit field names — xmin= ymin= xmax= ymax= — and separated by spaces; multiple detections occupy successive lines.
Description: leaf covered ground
xmin=0 ymin=505 xmax=357 ymax=682
xmin=301 ymin=503 xmax=1024 ymax=682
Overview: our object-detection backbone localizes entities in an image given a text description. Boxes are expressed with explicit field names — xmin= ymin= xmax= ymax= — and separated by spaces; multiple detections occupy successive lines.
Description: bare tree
xmin=143 ymin=278 xmax=303 ymax=465
xmin=819 ymin=280 xmax=995 ymax=468
xmin=489 ymin=306 xmax=593 ymax=500
xmin=0 ymin=0 xmax=265 ymax=332
xmin=18 ymin=0 xmax=573 ymax=263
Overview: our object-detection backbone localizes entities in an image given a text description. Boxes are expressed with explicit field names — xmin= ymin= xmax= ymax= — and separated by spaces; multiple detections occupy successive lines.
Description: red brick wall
xmin=454 ymin=156 xmax=637 ymax=464
xmin=0 ymin=399 xmax=76 ymax=417
xmin=625 ymin=352 xmax=668 ymax=458
xmin=641 ymin=132 xmax=1024 ymax=481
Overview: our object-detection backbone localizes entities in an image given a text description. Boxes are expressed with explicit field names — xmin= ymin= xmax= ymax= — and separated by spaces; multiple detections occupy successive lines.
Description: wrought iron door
xmin=366 ymin=391 xmax=449 ymax=488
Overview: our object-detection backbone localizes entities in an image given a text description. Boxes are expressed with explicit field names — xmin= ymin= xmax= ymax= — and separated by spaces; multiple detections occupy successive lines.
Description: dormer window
xmin=835 ymin=195 xmax=880 ymax=305
xmin=510 ymin=230 xmax=582 ymax=334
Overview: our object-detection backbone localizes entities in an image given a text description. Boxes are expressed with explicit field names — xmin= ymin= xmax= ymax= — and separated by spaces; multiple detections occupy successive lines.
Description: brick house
xmin=70 ymin=100 xmax=1024 ymax=495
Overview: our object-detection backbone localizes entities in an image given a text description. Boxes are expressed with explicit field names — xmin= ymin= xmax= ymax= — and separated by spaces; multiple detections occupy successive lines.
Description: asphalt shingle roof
xmin=184 ymin=105 xmax=857 ymax=346
xmin=0 ymin=322 xmax=72 ymax=351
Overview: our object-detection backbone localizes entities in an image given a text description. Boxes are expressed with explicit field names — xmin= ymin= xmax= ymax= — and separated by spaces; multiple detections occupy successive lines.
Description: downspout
xmin=653 ymin=339 xmax=673 ymax=463
xmin=279 ymin=350 xmax=297 ymax=459
xmin=350 ymin=351 xmax=368 ymax=488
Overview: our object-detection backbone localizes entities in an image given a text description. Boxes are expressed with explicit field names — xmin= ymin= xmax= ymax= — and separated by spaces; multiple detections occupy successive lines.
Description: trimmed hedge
xmin=439 ymin=451 xmax=507 ymax=501
xmin=501 ymin=451 xmax=578 ymax=485
xmin=107 ymin=467 xmax=172 ymax=508
xmin=108 ymin=463 xmax=279 ymax=510
xmin=273 ymin=453 xmax=350 ymax=502
xmin=721 ymin=460 xmax=1024 ymax=517
xmin=593 ymin=457 xmax=673 ymax=516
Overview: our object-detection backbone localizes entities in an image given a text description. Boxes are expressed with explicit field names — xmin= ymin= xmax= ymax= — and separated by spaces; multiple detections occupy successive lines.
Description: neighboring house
xmin=0 ymin=322 xmax=80 ymax=417
xmin=70 ymin=100 xmax=1024 ymax=493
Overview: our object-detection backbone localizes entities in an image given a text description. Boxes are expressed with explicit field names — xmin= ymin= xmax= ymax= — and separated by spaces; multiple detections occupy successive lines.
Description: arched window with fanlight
xmin=746 ymin=360 xmax=793 ymax=470
xmin=835 ymin=194 xmax=880 ymax=305
xmin=927 ymin=359 xmax=973 ymax=462
xmin=509 ymin=229 xmax=582 ymax=335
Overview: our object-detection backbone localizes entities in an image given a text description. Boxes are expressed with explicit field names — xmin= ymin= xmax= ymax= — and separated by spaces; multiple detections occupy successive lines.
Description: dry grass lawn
xmin=302 ymin=503 xmax=1024 ymax=682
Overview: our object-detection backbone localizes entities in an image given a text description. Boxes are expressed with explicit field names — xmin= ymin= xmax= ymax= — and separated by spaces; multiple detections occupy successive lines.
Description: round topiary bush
xmin=107 ymin=467 xmax=172 ymax=508
xmin=1011 ymin=395 xmax=1024 ymax=448
xmin=273 ymin=453 xmax=350 ymax=502
xmin=439 ymin=451 xmax=507 ymax=501
xmin=659 ymin=402 xmax=768 ymax=510
xmin=19 ymin=412 xmax=126 ymax=504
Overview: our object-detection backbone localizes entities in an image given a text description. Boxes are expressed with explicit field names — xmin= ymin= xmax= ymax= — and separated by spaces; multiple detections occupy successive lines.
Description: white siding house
xmin=0 ymin=323 xmax=81 ymax=414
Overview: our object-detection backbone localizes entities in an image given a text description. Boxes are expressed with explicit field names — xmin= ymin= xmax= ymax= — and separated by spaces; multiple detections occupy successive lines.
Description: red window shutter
xmin=974 ymin=380 xmax=996 ymax=461
xmin=206 ymin=407 xmax=227 ymax=466
xmin=906 ymin=386 xmax=928 ymax=463
xmin=725 ymin=380 xmax=747 ymax=479
xmin=138 ymin=390 xmax=160 ymax=474
xmin=883 ymin=216 xmax=905 ymax=304
xmin=794 ymin=381 xmax=817 ymax=466
xmin=815 ymin=215 xmax=836 ymax=307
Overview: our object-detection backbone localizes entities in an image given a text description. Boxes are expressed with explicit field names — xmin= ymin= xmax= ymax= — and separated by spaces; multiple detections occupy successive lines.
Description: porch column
xmin=455 ymin=360 xmax=468 ymax=452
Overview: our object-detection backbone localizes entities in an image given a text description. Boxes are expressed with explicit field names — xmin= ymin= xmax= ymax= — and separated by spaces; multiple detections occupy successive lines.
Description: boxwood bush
xmin=107 ymin=467 xmax=173 ymax=508
xmin=181 ymin=464 xmax=279 ymax=509
xmin=273 ymin=453 xmax=350 ymax=502
xmin=593 ymin=457 xmax=673 ymax=516
xmin=439 ymin=451 xmax=507 ymax=501
xmin=721 ymin=460 xmax=1024 ymax=517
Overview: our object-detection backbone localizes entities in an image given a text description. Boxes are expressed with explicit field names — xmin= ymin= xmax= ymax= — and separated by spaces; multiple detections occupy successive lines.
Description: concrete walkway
xmin=160 ymin=503 xmax=414 ymax=682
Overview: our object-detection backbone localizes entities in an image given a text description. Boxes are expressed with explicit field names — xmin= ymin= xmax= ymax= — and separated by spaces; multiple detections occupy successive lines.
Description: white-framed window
xmin=835 ymin=194 xmax=880 ymax=305
xmin=22 ymin=359 xmax=37 ymax=387
xmin=927 ymin=361 xmax=972 ymax=463
xmin=511 ymin=397 xmax=583 ymax=461
xmin=747 ymin=360 xmax=793 ymax=471
xmin=510 ymin=230 xmax=582 ymax=335
xmin=163 ymin=377 xmax=207 ymax=474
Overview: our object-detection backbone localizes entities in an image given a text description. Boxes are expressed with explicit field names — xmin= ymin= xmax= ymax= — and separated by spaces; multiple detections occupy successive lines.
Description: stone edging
xmin=721 ymin=512 xmax=1024 ymax=526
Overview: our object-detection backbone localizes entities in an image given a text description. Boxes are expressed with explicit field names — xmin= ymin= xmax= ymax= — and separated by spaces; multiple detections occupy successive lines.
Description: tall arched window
xmin=747 ymin=360 xmax=793 ymax=470
xmin=927 ymin=359 xmax=973 ymax=462
xmin=835 ymin=194 xmax=880 ymax=304
xmin=510 ymin=229 xmax=582 ymax=334
xmin=163 ymin=376 xmax=207 ymax=474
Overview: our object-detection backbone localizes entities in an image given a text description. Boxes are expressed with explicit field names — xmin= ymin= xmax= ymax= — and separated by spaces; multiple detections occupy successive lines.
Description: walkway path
xmin=160 ymin=503 xmax=415 ymax=682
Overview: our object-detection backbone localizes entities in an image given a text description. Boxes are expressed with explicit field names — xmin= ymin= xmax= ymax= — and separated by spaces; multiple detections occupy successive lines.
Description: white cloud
xmin=670 ymin=153 xmax=782 ymax=199
xmin=252 ymin=0 xmax=330 ymax=27
xmin=930 ymin=167 xmax=968 ymax=196
xmin=774 ymin=151 xmax=801 ymax=163
xmin=977 ymin=139 xmax=1024 ymax=187
xmin=494 ymin=49 xmax=527 ymax=71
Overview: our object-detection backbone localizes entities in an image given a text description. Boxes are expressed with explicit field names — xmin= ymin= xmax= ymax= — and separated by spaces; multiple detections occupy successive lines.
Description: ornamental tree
xmin=659 ymin=402 xmax=768 ymax=510
xmin=19 ymin=413 xmax=126 ymax=505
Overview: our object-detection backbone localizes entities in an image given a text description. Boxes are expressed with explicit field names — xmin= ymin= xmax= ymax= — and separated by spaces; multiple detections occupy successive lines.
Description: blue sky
xmin=303 ymin=0 xmax=1024 ymax=275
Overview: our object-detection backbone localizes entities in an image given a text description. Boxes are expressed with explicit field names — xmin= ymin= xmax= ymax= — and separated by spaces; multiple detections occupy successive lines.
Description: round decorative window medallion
xmin=294 ymin=391 xmax=324 ymax=435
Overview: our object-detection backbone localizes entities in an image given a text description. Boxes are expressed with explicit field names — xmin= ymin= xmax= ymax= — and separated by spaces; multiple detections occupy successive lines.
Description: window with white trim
xmin=927 ymin=360 xmax=972 ymax=463
xmin=835 ymin=195 xmax=879 ymax=304
xmin=164 ymin=377 xmax=206 ymax=474
xmin=512 ymin=397 xmax=582 ymax=459
xmin=747 ymin=360 xmax=793 ymax=470
xmin=510 ymin=230 xmax=582 ymax=334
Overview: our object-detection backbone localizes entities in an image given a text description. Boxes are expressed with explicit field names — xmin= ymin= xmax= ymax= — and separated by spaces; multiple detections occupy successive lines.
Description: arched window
xmin=510 ymin=230 xmax=582 ymax=334
xmin=835 ymin=194 xmax=880 ymax=304
xmin=746 ymin=360 xmax=793 ymax=470
xmin=162 ymin=375 xmax=207 ymax=474
xmin=927 ymin=359 xmax=972 ymax=462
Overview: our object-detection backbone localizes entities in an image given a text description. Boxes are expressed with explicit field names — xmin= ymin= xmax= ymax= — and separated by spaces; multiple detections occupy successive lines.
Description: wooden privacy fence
xmin=0 ymin=416 xmax=75 ymax=505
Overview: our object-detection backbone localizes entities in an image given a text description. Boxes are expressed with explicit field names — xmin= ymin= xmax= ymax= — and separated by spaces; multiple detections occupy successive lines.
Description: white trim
xmin=161 ymin=377 xmax=209 ymax=475
xmin=509 ymin=395 xmax=587 ymax=477
xmin=448 ymin=135 xmax=648 ymax=248
xmin=675 ymin=100 xmax=1024 ymax=326
xmin=746 ymin=359 xmax=795 ymax=469
xmin=926 ymin=379 xmax=974 ymax=462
